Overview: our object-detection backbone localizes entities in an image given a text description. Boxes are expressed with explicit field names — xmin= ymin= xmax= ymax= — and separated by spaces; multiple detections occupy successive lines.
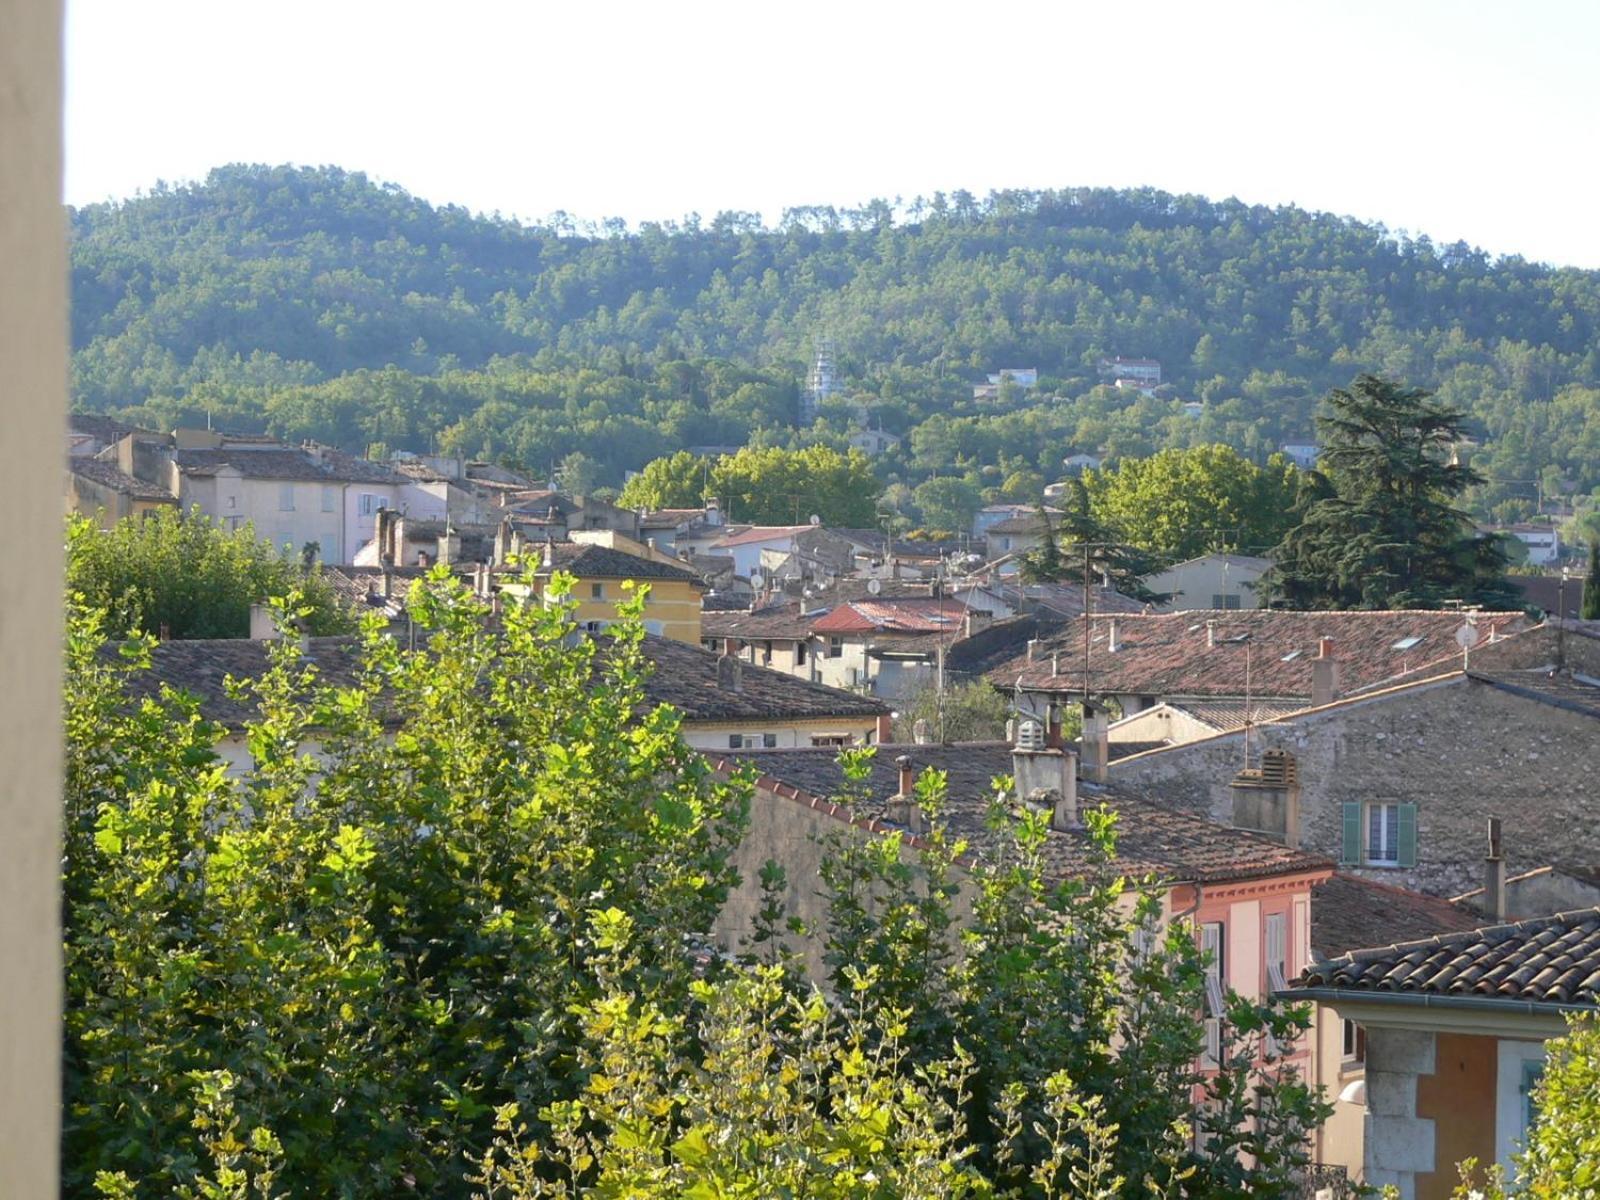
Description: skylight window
xmin=1392 ymin=636 xmax=1424 ymax=651
xmin=1281 ymin=649 xmax=1304 ymax=662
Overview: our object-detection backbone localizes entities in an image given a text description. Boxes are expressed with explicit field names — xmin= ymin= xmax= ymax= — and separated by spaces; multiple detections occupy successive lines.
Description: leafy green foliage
xmin=62 ymin=575 xmax=750 ymax=1196
xmin=1081 ymin=444 xmax=1302 ymax=561
xmin=66 ymin=510 xmax=354 ymax=639
xmin=69 ymin=166 xmax=1600 ymax=515
xmin=1020 ymin=480 xmax=1163 ymax=601
xmin=618 ymin=444 xmax=879 ymax=525
xmin=1583 ymin=542 xmax=1600 ymax=620
xmin=892 ymin=679 xmax=1016 ymax=744
xmin=1268 ymin=374 xmax=1517 ymax=609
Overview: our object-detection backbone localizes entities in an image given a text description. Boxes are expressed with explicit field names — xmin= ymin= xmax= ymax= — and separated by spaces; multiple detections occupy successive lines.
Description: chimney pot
xmin=912 ymin=718 xmax=931 ymax=745
xmin=1311 ymin=642 xmax=1341 ymax=707
xmin=1485 ymin=816 xmax=1507 ymax=921
xmin=1080 ymin=702 xmax=1109 ymax=783
xmin=1108 ymin=618 xmax=1121 ymax=653
xmin=889 ymin=755 xmax=922 ymax=830
xmin=1206 ymin=619 xmax=1216 ymax=649
xmin=1051 ymin=650 xmax=1060 ymax=677
xmin=1026 ymin=638 xmax=1038 ymax=662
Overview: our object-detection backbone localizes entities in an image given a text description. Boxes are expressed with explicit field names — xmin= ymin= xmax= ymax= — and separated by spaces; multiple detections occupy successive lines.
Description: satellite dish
xmin=867 ymin=578 xmax=882 ymax=595
xmin=809 ymin=513 xmax=822 ymax=526
xmin=1455 ymin=623 xmax=1479 ymax=651
xmin=750 ymin=572 xmax=766 ymax=590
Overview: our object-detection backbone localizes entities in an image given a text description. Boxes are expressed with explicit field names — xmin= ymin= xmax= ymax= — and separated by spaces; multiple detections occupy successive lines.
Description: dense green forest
xmin=71 ymin=164 xmax=1600 ymax=521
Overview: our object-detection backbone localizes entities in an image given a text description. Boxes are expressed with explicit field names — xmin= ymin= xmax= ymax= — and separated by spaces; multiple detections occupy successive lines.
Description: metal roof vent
xmin=1015 ymin=718 xmax=1046 ymax=751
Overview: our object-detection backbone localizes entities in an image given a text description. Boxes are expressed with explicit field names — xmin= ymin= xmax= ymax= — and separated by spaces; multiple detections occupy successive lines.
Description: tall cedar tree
xmin=1267 ymin=374 xmax=1519 ymax=610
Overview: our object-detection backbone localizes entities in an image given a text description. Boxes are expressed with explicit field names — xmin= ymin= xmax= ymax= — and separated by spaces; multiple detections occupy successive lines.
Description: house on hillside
xmin=712 ymin=525 xmax=813 ymax=578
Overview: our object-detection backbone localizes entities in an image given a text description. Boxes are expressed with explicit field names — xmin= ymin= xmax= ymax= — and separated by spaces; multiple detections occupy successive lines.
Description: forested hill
xmin=70 ymin=164 xmax=1600 ymax=516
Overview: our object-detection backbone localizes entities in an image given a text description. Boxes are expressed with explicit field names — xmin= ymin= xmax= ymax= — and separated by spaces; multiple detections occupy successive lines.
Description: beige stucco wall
xmin=0 ymin=1 xmax=65 ymax=1190
xmin=683 ymin=716 xmax=881 ymax=752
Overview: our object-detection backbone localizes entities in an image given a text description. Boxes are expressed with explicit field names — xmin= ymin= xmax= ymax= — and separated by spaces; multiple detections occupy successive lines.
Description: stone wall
xmin=1112 ymin=674 xmax=1600 ymax=898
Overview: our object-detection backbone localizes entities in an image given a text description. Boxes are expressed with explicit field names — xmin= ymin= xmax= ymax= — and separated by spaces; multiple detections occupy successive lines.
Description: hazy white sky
xmin=66 ymin=0 xmax=1600 ymax=268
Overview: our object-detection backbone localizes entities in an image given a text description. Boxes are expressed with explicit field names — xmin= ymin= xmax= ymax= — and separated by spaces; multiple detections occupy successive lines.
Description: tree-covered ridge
xmin=71 ymin=164 xmax=1600 ymax=515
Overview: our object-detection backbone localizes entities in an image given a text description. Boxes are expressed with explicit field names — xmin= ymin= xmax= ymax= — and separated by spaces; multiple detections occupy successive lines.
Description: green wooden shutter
xmin=1341 ymin=802 xmax=1361 ymax=865
xmin=1397 ymin=803 xmax=1418 ymax=868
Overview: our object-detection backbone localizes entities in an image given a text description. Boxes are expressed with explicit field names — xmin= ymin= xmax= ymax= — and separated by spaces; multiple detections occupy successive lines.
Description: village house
xmin=67 ymin=456 xmax=177 ymax=522
xmin=123 ymin=627 xmax=892 ymax=778
xmin=711 ymin=524 xmax=814 ymax=578
xmin=1140 ymin=552 xmax=1274 ymax=611
xmin=1105 ymin=626 xmax=1600 ymax=900
xmin=1097 ymin=356 xmax=1162 ymax=388
xmin=1290 ymin=907 xmax=1600 ymax=1198
xmin=847 ymin=427 xmax=901 ymax=456
xmin=708 ymin=733 xmax=1333 ymax=1091
xmin=990 ymin=609 xmax=1531 ymax=737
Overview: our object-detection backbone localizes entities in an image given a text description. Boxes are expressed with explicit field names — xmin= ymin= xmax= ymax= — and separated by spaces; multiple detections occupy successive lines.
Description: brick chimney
xmin=1484 ymin=816 xmax=1507 ymax=922
xmin=1080 ymin=702 xmax=1109 ymax=783
xmin=1312 ymin=637 xmax=1340 ymax=707
xmin=888 ymin=755 xmax=922 ymax=831
xmin=1013 ymin=718 xmax=1077 ymax=831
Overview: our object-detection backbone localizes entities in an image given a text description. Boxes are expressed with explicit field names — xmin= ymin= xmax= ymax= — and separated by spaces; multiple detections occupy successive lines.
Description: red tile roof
xmin=988 ymin=609 xmax=1529 ymax=701
xmin=810 ymin=598 xmax=968 ymax=635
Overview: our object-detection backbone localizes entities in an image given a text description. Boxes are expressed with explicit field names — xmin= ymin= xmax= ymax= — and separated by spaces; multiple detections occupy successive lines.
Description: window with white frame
xmin=1368 ymin=803 xmax=1400 ymax=865
xmin=358 ymin=492 xmax=378 ymax=517
xmin=1341 ymin=1019 xmax=1366 ymax=1068
xmin=827 ymin=636 xmax=844 ymax=659
xmin=1201 ymin=921 xmax=1225 ymax=1067
xmin=1264 ymin=912 xmax=1288 ymax=1058
xmin=1344 ymin=801 xmax=1416 ymax=867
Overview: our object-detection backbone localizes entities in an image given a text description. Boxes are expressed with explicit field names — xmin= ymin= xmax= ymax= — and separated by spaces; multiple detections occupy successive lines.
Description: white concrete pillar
xmin=0 ymin=0 xmax=66 ymax=1193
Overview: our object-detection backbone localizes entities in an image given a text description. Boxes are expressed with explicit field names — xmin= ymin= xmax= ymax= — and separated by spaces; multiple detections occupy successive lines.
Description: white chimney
xmin=248 ymin=603 xmax=279 ymax=641
xmin=1206 ymin=619 xmax=1217 ymax=649
xmin=912 ymin=718 xmax=931 ymax=745
xmin=1013 ymin=719 xmax=1077 ymax=831
xmin=1108 ymin=618 xmax=1121 ymax=653
xmin=1080 ymin=702 xmax=1110 ymax=784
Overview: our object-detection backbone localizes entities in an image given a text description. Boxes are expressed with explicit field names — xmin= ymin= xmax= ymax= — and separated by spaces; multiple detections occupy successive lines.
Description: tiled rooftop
xmin=1298 ymin=907 xmax=1600 ymax=1007
xmin=1310 ymin=873 xmax=1484 ymax=961
xmin=717 ymin=742 xmax=1331 ymax=887
xmin=173 ymin=447 xmax=403 ymax=485
xmin=68 ymin=456 xmax=176 ymax=501
xmin=540 ymin=542 xmax=706 ymax=584
xmin=810 ymin=598 xmax=968 ymax=635
xmin=989 ymin=609 xmax=1529 ymax=700
xmin=118 ymin=631 xmax=887 ymax=731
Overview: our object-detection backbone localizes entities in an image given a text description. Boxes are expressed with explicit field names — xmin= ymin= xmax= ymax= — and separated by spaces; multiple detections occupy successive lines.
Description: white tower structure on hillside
xmin=802 ymin=337 xmax=840 ymax=424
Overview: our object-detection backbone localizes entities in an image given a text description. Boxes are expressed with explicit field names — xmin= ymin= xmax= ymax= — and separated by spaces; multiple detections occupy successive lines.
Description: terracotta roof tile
xmin=988 ymin=609 xmax=1529 ymax=701
xmin=68 ymin=457 xmax=176 ymax=501
xmin=1310 ymin=873 xmax=1484 ymax=961
xmin=1298 ymin=907 xmax=1600 ymax=1006
xmin=717 ymin=743 xmax=1331 ymax=887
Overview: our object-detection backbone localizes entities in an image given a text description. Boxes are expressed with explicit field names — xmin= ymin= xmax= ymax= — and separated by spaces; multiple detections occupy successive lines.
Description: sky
xmin=66 ymin=0 xmax=1600 ymax=268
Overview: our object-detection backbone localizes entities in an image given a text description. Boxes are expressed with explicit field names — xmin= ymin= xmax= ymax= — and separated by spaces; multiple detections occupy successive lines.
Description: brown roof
xmin=811 ymin=598 xmax=967 ymax=635
xmin=703 ymin=603 xmax=822 ymax=642
xmin=1298 ymin=907 xmax=1600 ymax=1008
xmin=989 ymin=609 xmax=1529 ymax=701
xmin=117 ymin=630 xmax=887 ymax=731
xmin=540 ymin=542 xmax=705 ymax=585
xmin=717 ymin=742 xmax=1331 ymax=887
xmin=68 ymin=457 xmax=176 ymax=502
xmin=1311 ymin=873 xmax=1484 ymax=961
xmin=1014 ymin=581 xmax=1147 ymax=619
xmin=69 ymin=413 xmax=150 ymax=442
xmin=1165 ymin=699 xmax=1312 ymax=733
xmin=173 ymin=447 xmax=403 ymax=485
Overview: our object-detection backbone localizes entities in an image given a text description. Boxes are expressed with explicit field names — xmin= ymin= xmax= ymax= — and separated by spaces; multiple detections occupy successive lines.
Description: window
xmin=810 ymin=733 xmax=850 ymax=747
xmin=828 ymin=636 xmax=844 ymax=659
xmin=358 ymin=492 xmax=378 ymax=517
xmin=278 ymin=483 xmax=295 ymax=512
xmin=590 ymin=583 xmax=605 ymax=599
xmin=1341 ymin=1019 xmax=1366 ymax=1068
xmin=1342 ymin=801 xmax=1416 ymax=868
xmin=225 ymin=495 xmax=237 ymax=510
xmin=727 ymin=733 xmax=779 ymax=750
xmin=1264 ymin=912 xmax=1288 ymax=1059
xmin=1212 ymin=593 xmax=1242 ymax=610
xmin=321 ymin=485 xmax=337 ymax=513
xmin=796 ymin=641 xmax=807 ymax=665
xmin=1201 ymin=922 xmax=1225 ymax=1067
